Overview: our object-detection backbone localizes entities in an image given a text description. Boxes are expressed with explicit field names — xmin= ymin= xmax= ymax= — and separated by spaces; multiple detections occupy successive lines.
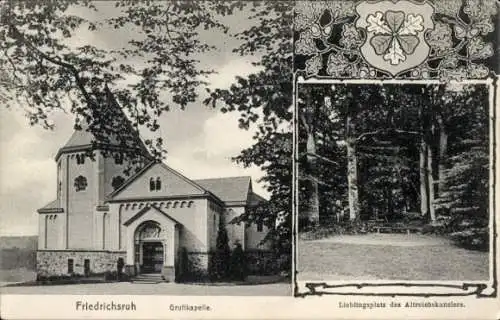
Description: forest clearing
xmin=296 ymin=82 xmax=492 ymax=281
xmin=298 ymin=234 xmax=489 ymax=281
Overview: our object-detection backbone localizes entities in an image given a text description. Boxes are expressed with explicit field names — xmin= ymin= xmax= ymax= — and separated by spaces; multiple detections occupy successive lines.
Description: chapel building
xmin=36 ymin=88 xmax=270 ymax=282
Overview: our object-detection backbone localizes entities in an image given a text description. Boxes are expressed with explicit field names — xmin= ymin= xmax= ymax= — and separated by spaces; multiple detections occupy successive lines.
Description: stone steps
xmin=131 ymin=273 xmax=165 ymax=284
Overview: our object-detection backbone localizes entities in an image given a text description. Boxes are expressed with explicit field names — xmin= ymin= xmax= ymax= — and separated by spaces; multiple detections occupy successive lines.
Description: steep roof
xmin=62 ymin=128 xmax=96 ymax=149
xmin=55 ymin=86 xmax=150 ymax=160
xmin=193 ymin=176 xmax=252 ymax=204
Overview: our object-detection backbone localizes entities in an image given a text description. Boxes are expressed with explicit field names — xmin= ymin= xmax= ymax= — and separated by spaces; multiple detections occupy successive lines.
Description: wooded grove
xmin=298 ymin=83 xmax=490 ymax=250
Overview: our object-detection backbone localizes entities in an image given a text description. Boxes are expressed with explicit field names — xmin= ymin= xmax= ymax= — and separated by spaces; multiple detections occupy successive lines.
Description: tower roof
xmin=55 ymin=86 xmax=150 ymax=160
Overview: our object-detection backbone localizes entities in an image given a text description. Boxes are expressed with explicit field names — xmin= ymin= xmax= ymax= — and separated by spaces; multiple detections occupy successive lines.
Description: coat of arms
xmin=356 ymin=0 xmax=435 ymax=76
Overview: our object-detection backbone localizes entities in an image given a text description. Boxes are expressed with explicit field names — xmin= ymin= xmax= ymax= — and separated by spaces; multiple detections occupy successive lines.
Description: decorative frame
xmin=294 ymin=0 xmax=498 ymax=80
xmin=292 ymin=0 xmax=498 ymax=299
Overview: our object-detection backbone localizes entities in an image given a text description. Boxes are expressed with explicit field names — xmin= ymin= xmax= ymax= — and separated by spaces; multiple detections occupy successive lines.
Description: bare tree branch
xmin=356 ymin=128 xmax=421 ymax=142
xmin=299 ymin=112 xmax=310 ymax=133
xmin=300 ymin=152 xmax=339 ymax=166
xmin=298 ymin=174 xmax=334 ymax=187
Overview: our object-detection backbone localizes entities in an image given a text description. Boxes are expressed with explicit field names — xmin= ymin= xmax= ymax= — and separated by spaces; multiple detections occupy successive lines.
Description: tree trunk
xmin=419 ymin=139 xmax=429 ymax=218
xmin=427 ymin=144 xmax=436 ymax=222
xmin=337 ymin=199 xmax=345 ymax=223
xmin=346 ymin=111 xmax=359 ymax=221
xmin=346 ymin=137 xmax=359 ymax=221
xmin=437 ymin=115 xmax=448 ymax=194
xmin=304 ymin=132 xmax=320 ymax=226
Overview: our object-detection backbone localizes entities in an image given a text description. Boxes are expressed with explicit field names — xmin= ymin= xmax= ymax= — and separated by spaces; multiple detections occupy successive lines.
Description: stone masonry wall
xmin=37 ymin=250 xmax=126 ymax=277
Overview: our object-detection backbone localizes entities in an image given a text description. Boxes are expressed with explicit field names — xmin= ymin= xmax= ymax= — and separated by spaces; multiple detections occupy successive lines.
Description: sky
xmin=0 ymin=3 xmax=267 ymax=236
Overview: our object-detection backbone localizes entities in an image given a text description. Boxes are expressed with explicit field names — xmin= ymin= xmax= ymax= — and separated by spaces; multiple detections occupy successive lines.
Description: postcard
xmin=0 ymin=1 xmax=498 ymax=319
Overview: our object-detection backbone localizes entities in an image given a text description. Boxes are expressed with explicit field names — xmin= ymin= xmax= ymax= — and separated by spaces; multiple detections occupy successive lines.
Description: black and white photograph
xmin=0 ymin=1 xmax=292 ymax=299
xmin=296 ymin=81 xmax=494 ymax=283
xmin=1 ymin=0 xmax=499 ymax=319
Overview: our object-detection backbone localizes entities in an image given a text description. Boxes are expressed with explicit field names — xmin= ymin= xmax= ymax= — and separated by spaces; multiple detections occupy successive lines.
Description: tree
xmin=296 ymin=85 xmax=346 ymax=226
xmin=298 ymin=86 xmax=328 ymax=226
xmin=211 ymin=218 xmax=231 ymax=281
xmin=434 ymin=86 xmax=489 ymax=250
xmin=434 ymin=84 xmax=490 ymax=224
xmin=229 ymin=241 xmax=247 ymax=281
xmin=330 ymin=84 xmax=389 ymax=222
xmin=297 ymin=83 xmax=490 ymax=229
xmin=205 ymin=1 xmax=293 ymax=250
xmin=0 ymin=0 xmax=243 ymax=159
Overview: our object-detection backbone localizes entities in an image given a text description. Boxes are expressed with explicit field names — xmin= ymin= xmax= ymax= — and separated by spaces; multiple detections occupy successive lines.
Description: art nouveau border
xmin=292 ymin=77 xmax=498 ymax=298
xmin=293 ymin=0 xmax=498 ymax=81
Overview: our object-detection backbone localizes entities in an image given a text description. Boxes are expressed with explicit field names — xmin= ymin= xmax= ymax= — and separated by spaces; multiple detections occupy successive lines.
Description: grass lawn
xmin=298 ymin=234 xmax=489 ymax=281
xmin=0 ymin=268 xmax=36 ymax=286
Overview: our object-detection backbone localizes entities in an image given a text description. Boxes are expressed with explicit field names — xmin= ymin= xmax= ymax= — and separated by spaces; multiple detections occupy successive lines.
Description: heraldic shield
xmin=356 ymin=0 xmax=435 ymax=76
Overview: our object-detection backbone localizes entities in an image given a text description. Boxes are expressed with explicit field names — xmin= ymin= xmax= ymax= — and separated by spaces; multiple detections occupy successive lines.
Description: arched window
xmin=114 ymin=153 xmax=123 ymax=165
xmin=149 ymin=177 xmax=162 ymax=191
xmin=76 ymin=154 xmax=85 ymax=165
xmin=74 ymin=176 xmax=87 ymax=192
xmin=112 ymin=176 xmax=125 ymax=191
xmin=57 ymin=162 xmax=62 ymax=197
xmin=257 ymin=221 xmax=264 ymax=232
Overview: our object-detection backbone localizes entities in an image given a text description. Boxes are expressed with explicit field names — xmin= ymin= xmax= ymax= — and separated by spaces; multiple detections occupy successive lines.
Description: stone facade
xmin=37 ymin=250 xmax=126 ymax=277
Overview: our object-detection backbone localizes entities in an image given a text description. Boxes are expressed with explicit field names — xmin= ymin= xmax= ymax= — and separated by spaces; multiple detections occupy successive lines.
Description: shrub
xmin=210 ymin=223 xmax=231 ymax=281
xmin=229 ymin=242 xmax=247 ymax=281
xmin=404 ymin=211 xmax=425 ymax=221
xmin=104 ymin=271 xmax=118 ymax=281
xmin=300 ymin=220 xmax=369 ymax=240
xmin=421 ymin=216 xmax=452 ymax=235
xmin=450 ymin=227 xmax=489 ymax=251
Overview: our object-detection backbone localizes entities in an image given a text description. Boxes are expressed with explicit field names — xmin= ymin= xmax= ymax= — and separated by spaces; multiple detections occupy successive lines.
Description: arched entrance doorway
xmin=134 ymin=221 xmax=165 ymax=274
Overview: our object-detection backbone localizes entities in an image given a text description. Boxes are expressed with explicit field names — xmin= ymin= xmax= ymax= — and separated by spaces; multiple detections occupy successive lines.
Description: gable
xmin=123 ymin=205 xmax=181 ymax=226
xmin=110 ymin=161 xmax=207 ymax=201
